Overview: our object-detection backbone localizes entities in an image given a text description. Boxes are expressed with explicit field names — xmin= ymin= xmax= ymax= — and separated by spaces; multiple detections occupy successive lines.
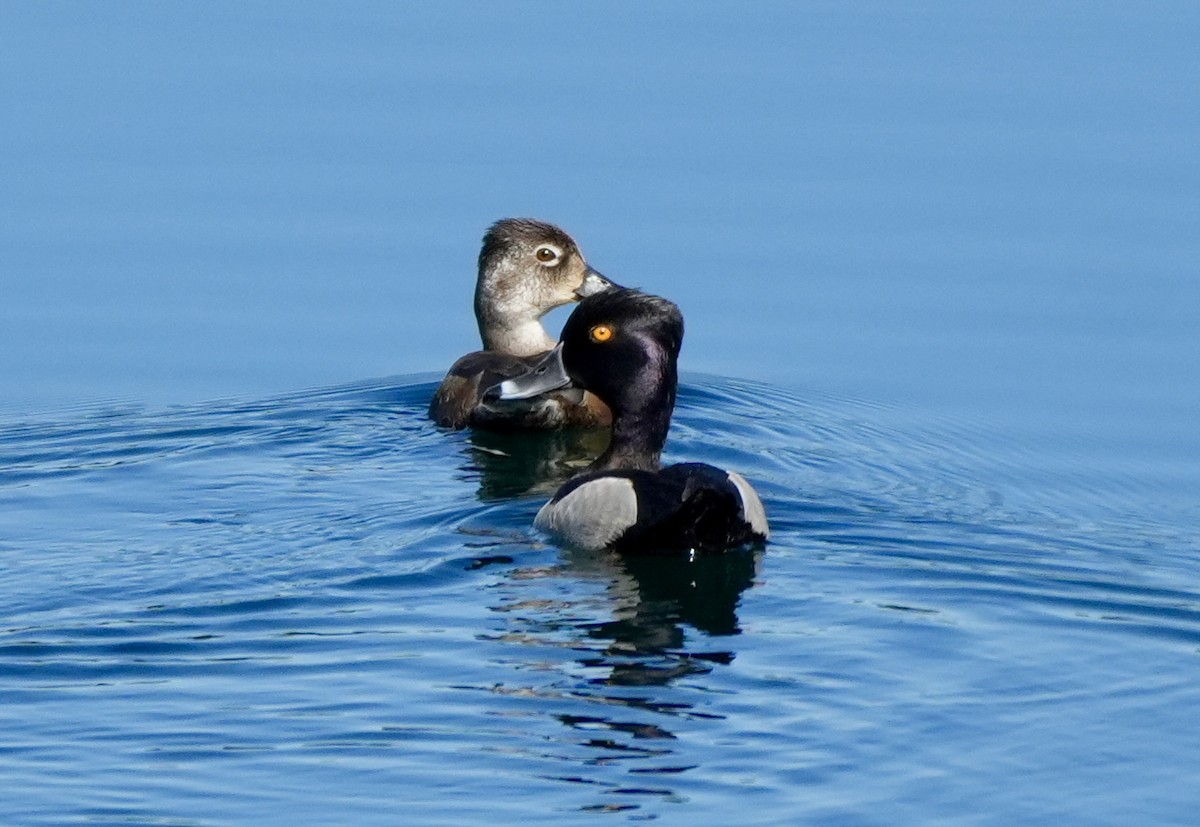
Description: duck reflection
xmin=464 ymin=426 xmax=609 ymax=501
xmin=574 ymin=549 xmax=760 ymax=687
xmin=473 ymin=521 xmax=760 ymax=813
xmin=482 ymin=545 xmax=761 ymax=812
xmin=488 ymin=543 xmax=760 ymax=698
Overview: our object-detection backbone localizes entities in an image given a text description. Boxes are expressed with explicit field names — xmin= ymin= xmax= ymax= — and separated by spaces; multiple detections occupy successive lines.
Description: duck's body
xmin=533 ymin=463 xmax=769 ymax=554
xmin=431 ymin=350 xmax=606 ymax=431
xmin=492 ymin=289 xmax=769 ymax=554
xmin=428 ymin=218 xmax=614 ymax=430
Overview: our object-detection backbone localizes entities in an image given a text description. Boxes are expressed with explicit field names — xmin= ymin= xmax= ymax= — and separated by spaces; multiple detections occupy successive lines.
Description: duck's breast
xmin=534 ymin=475 xmax=638 ymax=551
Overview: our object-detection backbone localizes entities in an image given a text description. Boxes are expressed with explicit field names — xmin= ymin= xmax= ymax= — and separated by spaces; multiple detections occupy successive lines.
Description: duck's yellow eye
xmin=535 ymin=246 xmax=558 ymax=263
xmin=589 ymin=324 xmax=614 ymax=343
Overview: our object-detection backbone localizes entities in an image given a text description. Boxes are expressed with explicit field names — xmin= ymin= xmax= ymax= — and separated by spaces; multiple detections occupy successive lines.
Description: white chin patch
xmin=535 ymin=476 xmax=638 ymax=551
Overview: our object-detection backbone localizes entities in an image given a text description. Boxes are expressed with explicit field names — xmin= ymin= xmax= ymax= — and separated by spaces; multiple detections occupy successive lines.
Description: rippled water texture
xmin=4 ymin=3 xmax=1199 ymax=824
xmin=2 ymin=376 xmax=1197 ymax=825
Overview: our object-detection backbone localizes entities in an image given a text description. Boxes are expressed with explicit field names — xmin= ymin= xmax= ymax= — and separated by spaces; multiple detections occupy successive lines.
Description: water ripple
xmin=2 ymin=374 xmax=1199 ymax=824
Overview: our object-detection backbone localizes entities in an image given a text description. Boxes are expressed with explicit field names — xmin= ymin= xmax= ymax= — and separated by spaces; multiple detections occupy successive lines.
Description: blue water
xmin=2 ymin=377 xmax=1197 ymax=825
xmin=3 ymin=3 xmax=1200 ymax=825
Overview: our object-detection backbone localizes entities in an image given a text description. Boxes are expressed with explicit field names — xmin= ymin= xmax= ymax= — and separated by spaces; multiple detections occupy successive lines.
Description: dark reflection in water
xmin=465 ymin=426 xmax=611 ymax=501
xmin=583 ymin=552 xmax=753 ymax=662
xmin=581 ymin=551 xmax=759 ymax=685
xmin=481 ymin=540 xmax=760 ymax=808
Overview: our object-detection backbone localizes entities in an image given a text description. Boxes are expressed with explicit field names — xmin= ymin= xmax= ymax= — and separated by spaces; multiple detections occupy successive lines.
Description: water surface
xmin=2 ymin=3 xmax=1199 ymax=824
xmin=2 ymin=376 xmax=1197 ymax=825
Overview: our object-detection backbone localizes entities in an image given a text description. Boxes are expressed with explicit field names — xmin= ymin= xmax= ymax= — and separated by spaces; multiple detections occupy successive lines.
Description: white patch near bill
xmin=534 ymin=476 xmax=638 ymax=551
xmin=495 ymin=378 xmax=526 ymax=399
xmin=727 ymin=471 xmax=769 ymax=539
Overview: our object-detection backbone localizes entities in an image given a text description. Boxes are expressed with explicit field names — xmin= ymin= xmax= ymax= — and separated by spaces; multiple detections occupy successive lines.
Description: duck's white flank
xmin=727 ymin=471 xmax=770 ymax=539
xmin=534 ymin=476 xmax=638 ymax=551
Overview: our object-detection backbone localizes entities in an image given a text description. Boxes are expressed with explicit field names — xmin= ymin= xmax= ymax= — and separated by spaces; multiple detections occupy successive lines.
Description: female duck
xmin=490 ymin=289 xmax=769 ymax=553
xmin=429 ymin=218 xmax=614 ymax=430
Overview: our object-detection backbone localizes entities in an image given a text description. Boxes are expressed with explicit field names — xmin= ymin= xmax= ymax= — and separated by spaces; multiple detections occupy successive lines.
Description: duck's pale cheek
xmin=535 ymin=477 xmax=638 ymax=551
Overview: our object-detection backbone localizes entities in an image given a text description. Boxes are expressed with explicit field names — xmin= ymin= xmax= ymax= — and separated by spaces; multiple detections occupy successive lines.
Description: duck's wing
xmin=429 ymin=351 xmax=610 ymax=430
xmin=616 ymin=463 xmax=768 ymax=554
xmin=428 ymin=351 xmax=535 ymax=429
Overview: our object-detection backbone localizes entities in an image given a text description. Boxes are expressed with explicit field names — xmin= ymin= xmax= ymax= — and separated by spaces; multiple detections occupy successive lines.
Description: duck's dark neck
xmin=590 ymin=356 xmax=676 ymax=473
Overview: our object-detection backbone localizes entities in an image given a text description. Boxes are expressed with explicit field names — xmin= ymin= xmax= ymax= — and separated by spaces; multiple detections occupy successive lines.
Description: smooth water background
xmin=2 ymin=4 xmax=1199 ymax=825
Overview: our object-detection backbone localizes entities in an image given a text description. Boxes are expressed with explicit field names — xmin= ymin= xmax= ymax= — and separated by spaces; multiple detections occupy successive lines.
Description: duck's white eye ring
xmin=535 ymin=245 xmax=562 ymax=264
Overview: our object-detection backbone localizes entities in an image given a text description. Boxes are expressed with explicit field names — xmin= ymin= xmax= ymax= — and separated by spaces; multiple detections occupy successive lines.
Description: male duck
xmin=428 ymin=218 xmax=615 ymax=430
xmin=489 ymin=288 xmax=770 ymax=553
